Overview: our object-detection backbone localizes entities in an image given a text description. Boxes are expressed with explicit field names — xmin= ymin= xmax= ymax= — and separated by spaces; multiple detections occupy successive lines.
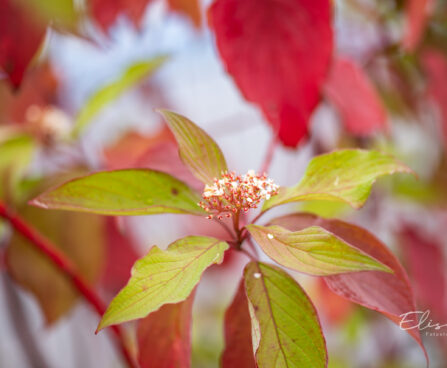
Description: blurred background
xmin=0 ymin=0 xmax=447 ymax=367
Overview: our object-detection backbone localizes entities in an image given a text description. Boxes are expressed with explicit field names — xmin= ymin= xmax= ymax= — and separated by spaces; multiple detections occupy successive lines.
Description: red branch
xmin=0 ymin=201 xmax=137 ymax=368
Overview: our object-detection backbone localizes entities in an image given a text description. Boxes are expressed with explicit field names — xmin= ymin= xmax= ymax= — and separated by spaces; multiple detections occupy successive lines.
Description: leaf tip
xmin=380 ymin=263 xmax=394 ymax=274
xmin=96 ymin=316 xmax=111 ymax=334
xmin=28 ymin=197 xmax=49 ymax=209
xmin=155 ymin=108 xmax=173 ymax=118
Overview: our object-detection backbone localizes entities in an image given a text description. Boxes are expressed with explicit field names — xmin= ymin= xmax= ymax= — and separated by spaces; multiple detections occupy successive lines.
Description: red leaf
xmin=137 ymin=292 xmax=195 ymax=368
xmin=90 ymin=0 xmax=153 ymax=32
xmin=209 ymin=0 xmax=333 ymax=147
xmin=324 ymin=57 xmax=387 ymax=136
xmin=103 ymin=127 xmax=203 ymax=190
xmin=399 ymin=226 xmax=447 ymax=321
xmin=421 ymin=49 xmax=447 ymax=147
xmin=221 ymin=279 xmax=256 ymax=368
xmin=0 ymin=0 xmax=47 ymax=88
xmin=269 ymin=213 xmax=428 ymax=364
xmin=0 ymin=62 xmax=59 ymax=125
xmin=167 ymin=0 xmax=202 ymax=28
xmin=103 ymin=128 xmax=173 ymax=169
xmin=402 ymin=0 xmax=434 ymax=51
xmin=101 ymin=218 xmax=139 ymax=294
xmin=315 ymin=278 xmax=353 ymax=326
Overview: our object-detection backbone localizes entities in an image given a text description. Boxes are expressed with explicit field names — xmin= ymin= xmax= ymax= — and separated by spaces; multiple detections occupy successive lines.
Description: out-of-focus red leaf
xmin=90 ymin=0 xmax=153 ymax=32
xmin=209 ymin=0 xmax=333 ymax=147
xmin=167 ymin=0 xmax=202 ymax=28
xmin=103 ymin=128 xmax=172 ymax=169
xmin=103 ymin=127 xmax=202 ymax=190
xmin=6 ymin=206 xmax=105 ymax=324
xmin=0 ymin=0 xmax=47 ymax=88
xmin=269 ymin=213 xmax=428 ymax=363
xmin=0 ymin=62 xmax=59 ymax=125
xmin=135 ymin=141 xmax=203 ymax=190
xmin=399 ymin=226 xmax=447 ymax=321
xmin=324 ymin=57 xmax=387 ymax=136
xmin=101 ymin=218 xmax=139 ymax=295
xmin=402 ymin=0 xmax=434 ymax=51
xmin=137 ymin=292 xmax=195 ymax=368
xmin=422 ymin=49 xmax=447 ymax=147
xmin=315 ymin=278 xmax=353 ymax=326
xmin=221 ymin=279 xmax=256 ymax=368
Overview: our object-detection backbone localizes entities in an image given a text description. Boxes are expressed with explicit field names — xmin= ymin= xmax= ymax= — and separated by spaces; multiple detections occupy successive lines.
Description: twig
xmin=0 ymin=201 xmax=137 ymax=368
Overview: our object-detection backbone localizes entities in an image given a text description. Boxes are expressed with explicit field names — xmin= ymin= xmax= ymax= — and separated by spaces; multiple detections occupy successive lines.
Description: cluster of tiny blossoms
xmin=198 ymin=170 xmax=279 ymax=219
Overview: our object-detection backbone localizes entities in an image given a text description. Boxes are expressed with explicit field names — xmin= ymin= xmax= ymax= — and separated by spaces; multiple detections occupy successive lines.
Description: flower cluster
xmin=198 ymin=170 xmax=279 ymax=219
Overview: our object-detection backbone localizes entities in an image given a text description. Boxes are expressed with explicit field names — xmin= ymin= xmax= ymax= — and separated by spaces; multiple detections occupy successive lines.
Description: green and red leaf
xmin=30 ymin=169 xmax=206 ymax=216
xmin=246 ymin=224 xmax=391 ymax=276
xmin=98 ymin=236 xmax=228 ymax=330
xmin=158 ymin=110 xmax=228 ymax=185
xmin=269 ymin=213 xmax=428 ymax=364
xmin=244 ymin=261 xmax=327 ymax=367
xmin=263 ymin=149 xmax=412 ymax=211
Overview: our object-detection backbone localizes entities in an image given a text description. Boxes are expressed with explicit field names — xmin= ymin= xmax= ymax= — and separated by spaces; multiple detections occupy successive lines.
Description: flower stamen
xmin=198 ymin=170 xmax=279 ymax=219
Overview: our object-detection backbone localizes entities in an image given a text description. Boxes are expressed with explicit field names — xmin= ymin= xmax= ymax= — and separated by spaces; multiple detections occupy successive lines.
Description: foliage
xmin=28 ymin=111 xmax=423 ymax=367
xmin=2 ymin=0 xmax=447 ymax=367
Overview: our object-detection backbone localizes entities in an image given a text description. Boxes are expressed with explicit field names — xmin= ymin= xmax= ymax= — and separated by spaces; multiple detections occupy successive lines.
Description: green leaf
xmin=246 ymin=224 xmax=392 ymax=276
xmin=263 ymin=149 xmax=412 ymax=211
xmin=244 ymin=262 xmax=327 ymax=368
xmin=73 ymin=56 xmax=167 ymax=136
xmin=158 ymin=110 xmax=228 ymax=184
xmin=30 ymin=169 xmax=206 ymax=216
xmin=98 ymin=236 xmax=229 ymax=330
xmin=18 ymin=0 xmax=78 ymax=28
xmin=0 ymin=134 xmax=34 ymax=173
xmin=0 ymin=134 xmax=35 ymax=201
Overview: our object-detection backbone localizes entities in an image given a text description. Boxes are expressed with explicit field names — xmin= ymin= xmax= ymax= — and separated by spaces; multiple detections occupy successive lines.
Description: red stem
xmin=0 ymin=202 xmax=137 ymax=368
